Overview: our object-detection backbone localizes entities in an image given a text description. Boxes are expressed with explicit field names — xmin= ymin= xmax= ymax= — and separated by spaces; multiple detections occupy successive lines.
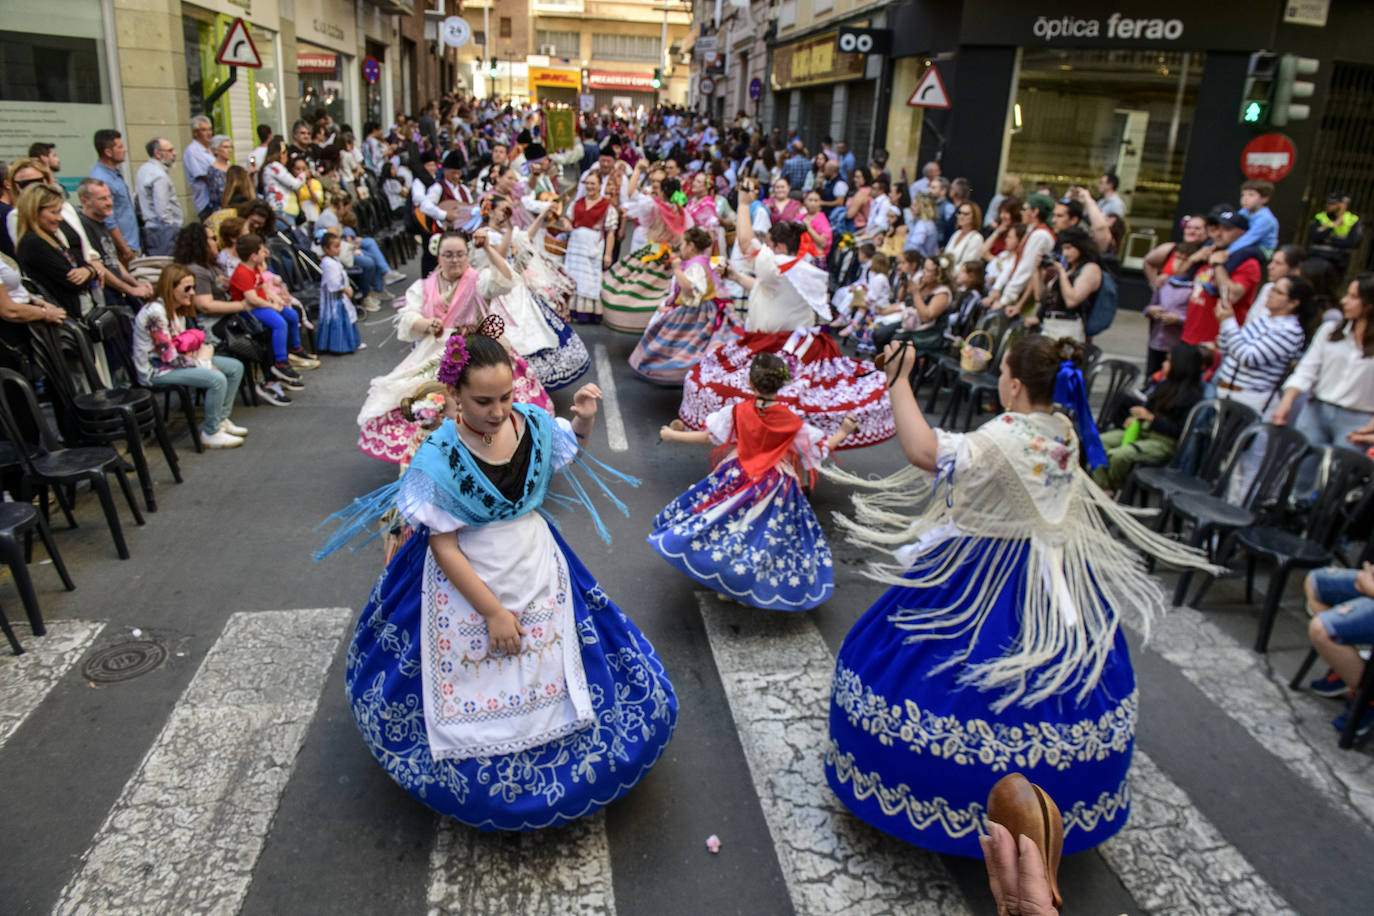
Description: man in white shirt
xmin=985 ymin=193 xmax=1057 ymax=314
xmin=1097 ymin=171 xmax=1126 ymax=220
xmin=912 ymin=160 xmax=940 ymax=196
xmin=476 ymin=142 xmax=510 ymax=191
xmin=576 ymin=150 xmax=619 ymax=202
xmin=135 ymin=137 xmax=183 ymax=256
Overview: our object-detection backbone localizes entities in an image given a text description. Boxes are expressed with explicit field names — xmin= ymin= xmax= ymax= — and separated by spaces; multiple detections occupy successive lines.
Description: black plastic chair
xmin=1086 ymin=359 xmax=1141 ymax=431
xmin=0 ymin=500 xmax=76 ymax=654
xmin=1119 ymin=398 xmax=1259 ymax=509
xmin=0 ymin=368 xmax=145 ymax=559
xmin=31 ymin=321 xmax=182 ymax=511
xmin=939 ymin=316 xmax=1023 ymax=430
xmin=1195 ymin=448 xmax=1374 ymax=653
xmin=1162 ymin=423 xmax=1309 ymax=606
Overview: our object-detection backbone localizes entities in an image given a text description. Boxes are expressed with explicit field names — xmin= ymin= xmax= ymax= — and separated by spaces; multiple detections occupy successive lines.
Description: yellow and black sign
xmin=771 ymin=29 xmax=867 ymax=90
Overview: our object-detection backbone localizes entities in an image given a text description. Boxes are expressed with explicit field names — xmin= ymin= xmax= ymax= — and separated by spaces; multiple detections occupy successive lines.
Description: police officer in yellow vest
xmin=1310 ymin=191 xmax=1363 ymax=274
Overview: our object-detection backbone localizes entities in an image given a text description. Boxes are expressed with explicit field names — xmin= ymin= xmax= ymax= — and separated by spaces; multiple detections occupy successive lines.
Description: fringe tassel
xmin=313 ymin=479 xmax=403 ymax=560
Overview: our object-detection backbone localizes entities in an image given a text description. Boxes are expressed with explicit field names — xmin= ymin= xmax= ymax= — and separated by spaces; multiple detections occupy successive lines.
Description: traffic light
xmin=1239 ymin=51 xmax=1277 ymax=126
xmin=488 ymin=57 xmax=498 ymax=78
xmin=1271 ymin=54 xmax=1318 ymax=126
xmin=651 ymin=68 xmax=662 ymax=89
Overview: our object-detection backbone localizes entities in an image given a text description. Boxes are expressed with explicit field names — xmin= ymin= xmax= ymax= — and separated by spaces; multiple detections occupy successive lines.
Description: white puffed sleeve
xmin=934 ymin=428 xmax=996 ymax=488
xmin=552 ymin=417 xmax=579 ymax=470
xmin=678 ymin=262 xmax=709 ymax=307
xmin=793 ymin=423 xmax=830 ymax=472
xmin=476 ymin=264 xmax=516 ymax=301
xmin=704 ymin=404 xmax=736 ymax=446
xmin=395 ymin=279 xmax=430 ymax=342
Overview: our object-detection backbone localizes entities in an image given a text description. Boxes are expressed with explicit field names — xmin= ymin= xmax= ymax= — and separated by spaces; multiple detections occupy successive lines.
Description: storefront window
xmin=298 ymin=43 xmax=348 ymax=123
xmin=251 ymin=25 xmax=282 ymax=135
xmin=0 ymin=2 xmax=115 ymax=182
xmin=1006 ymin=48 xmax=1204 ymax=238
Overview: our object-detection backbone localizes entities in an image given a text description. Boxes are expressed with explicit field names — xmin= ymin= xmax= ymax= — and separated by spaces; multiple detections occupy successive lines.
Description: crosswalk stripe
xmin=52 ymin=608 xmax=352 ymax=916
xmin=1104 ymin=749 xmax=1296 ymax=914
xmin=1144 ymin=604 xmax=1374 ymax=829
xmin=427 ymin=810 xmax=616 ymax=916
xmin=592 ymin=343 xmax=629 ymax=452
xmin=0 ymin=619 xmax=106 ymax=751
xmin=697 ymin=596 xmax=972 ymax=916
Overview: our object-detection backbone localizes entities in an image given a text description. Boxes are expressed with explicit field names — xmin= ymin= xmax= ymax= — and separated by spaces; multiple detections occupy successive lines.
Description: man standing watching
xmin=136 ymin=138 xmax=183 ymax=256
xmin=89 ymin=129 xmax=139 ymax=263
xmin=1182 ymin=210 xmax=1263 ymax=349
xmin=76 ymin=178 xmax=154 ymax=306
xmin=28 ymin=142 xmax=61 ymax=178
xmin=1097 ymin=171 xmax=1126 ymax=220
xmin=184 ymin=115 xmax=216 ymax=219
xmin=780 ymin=141 xmax=811 ymax=192
xmin=912 ymin=160 xmax=940 ymax=195
xmin=1310 ymin=191 xmax=1363 ymax=275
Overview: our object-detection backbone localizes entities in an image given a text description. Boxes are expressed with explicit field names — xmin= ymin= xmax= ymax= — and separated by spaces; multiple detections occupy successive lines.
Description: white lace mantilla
xmin=826 ymin=741 xmax=1132 ymax=839
xmin=831 ymin=662 xmax=1136 ymax=771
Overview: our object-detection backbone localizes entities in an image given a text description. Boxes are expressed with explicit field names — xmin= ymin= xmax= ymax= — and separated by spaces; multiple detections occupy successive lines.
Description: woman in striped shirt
xmin=1215 ymin=275 xmax=1315 ymax=416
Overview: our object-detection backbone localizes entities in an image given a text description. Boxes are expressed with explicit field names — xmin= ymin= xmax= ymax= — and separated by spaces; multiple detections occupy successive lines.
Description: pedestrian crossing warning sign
xmin=215 ymin=18 xmax=262 ymax=68
xmin=907 ymin=65 xmax=949 ymax=109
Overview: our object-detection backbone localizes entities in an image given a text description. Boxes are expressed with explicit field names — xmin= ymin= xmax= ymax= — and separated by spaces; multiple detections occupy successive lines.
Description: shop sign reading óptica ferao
xmin=1032 ymin=14 xmax=1184 ymax=42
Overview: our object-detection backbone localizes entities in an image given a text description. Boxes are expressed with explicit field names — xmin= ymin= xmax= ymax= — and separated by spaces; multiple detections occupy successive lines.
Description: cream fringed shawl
xmin=822 ymin=411 xmax=1217 ymax=713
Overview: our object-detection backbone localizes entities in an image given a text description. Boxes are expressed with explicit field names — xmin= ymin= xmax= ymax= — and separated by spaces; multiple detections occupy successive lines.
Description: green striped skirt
xmin=601 ymin=244 xmax=674 ymax=335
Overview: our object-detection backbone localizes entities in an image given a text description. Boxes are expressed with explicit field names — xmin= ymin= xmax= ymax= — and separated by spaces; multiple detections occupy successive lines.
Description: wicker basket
xmin=960 ymin=330 xmax=993 ymax=372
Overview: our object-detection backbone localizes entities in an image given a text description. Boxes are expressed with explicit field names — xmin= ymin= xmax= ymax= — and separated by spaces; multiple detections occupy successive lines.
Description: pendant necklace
xmin=460 ymin=415 xmax=494 ymax=445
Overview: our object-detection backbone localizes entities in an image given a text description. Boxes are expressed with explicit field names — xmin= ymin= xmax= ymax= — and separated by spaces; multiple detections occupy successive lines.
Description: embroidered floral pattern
xmin=825 ymin=741 xmax=1131 ymax=840
xmin=832 ymin=662 xmax=1136 ymax=771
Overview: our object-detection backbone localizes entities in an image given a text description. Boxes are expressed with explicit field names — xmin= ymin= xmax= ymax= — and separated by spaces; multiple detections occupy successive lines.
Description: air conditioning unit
xmin=540 ymin=44 xmax=558 ymax=56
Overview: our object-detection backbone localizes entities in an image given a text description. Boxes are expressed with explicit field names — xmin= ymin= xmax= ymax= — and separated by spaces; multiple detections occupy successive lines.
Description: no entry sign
xmin=1241 ymin=133 xmax=1296 ymax=183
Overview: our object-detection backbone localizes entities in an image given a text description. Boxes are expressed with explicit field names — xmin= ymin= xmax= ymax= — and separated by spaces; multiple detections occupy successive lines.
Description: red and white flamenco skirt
xmin=679 ymin=330 xmax=894 ymax=449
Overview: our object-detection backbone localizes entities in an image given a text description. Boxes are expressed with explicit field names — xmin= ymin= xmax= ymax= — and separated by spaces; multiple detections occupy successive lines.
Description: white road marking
xmin=52 ymin=608 xmax=352 ymax=916
xmin=0 ymin=619 xmax=106 ymax=750
xmin=427 ymin=811 xmax=616 ymax=916
xmin=593 ymin=343 xmax=629 ymax=452
xmin=697 ymin=596 xmax=970 ymax=916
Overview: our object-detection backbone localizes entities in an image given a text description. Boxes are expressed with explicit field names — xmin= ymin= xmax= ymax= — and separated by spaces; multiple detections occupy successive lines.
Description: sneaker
xmin=255 ymin=383 xmax=293 ymax=406
xmin=272 ymin=362 xmax=302 ymax=383
xmin=362 ymin=295 xmax=382 ymax=313
xmin=1309 ymin=668 xmax=1349 ymax=698
xmin=202 ymin=429 xmax=244 ymax=449
xmin=357 ymin=341 xmax=368 ymax=350
xmin=1332 ymin=700 xmax=1374 ymax=739
xmin=277 ymin=374 xmax=305 ymax=391
xmin=219 ymin=419 xmax=248 ymax=437
xmin=288 ymin=352 xmax=320 ymax=370
xmin=383 ymin=270 xmax=406 ymax=285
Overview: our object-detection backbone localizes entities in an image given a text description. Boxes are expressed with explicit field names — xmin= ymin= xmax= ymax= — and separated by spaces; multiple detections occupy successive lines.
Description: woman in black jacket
xmin=14 ymin=184 xmax=97 ymax=317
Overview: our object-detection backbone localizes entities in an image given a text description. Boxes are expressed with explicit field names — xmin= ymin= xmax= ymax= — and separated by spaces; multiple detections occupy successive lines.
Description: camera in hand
xmin=1040 ymin=253 xmax=1057 ymax=269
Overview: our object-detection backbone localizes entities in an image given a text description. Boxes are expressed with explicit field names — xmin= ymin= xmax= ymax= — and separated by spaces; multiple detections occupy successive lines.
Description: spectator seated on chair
xmin=228 ymin=234 xmax=317 ymax=385
xmin=1092 ymin=343 xmax=1204 ymax=492
xmin=132 ymin=264 xmax=246 ymax=449
xmin=1304 ymin=564 xmax=1374 ymax=739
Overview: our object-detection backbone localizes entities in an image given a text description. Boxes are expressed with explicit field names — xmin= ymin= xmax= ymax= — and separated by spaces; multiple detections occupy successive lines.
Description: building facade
xmin=451 ymin=0 xmax=692 ymax=110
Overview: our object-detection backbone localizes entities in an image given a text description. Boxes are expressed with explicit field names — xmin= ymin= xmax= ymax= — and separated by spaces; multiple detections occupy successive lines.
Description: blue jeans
xmin=351 ymin=250 xmax=385 ymax=294
xmin=1293 ymin=398 xmax=1371 ymax=494
xmin=251 ymin=306 xmax=302 ymax=362
xmin=148 ymin=356 xmax=244 ymax=436
xmin=351 ymin=235 xmax=393 ymax=275
xmin=142 ymin=222 xmax=180 ymax=257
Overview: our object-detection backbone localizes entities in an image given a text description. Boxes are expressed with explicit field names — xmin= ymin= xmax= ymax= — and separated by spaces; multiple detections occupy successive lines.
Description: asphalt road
xmin=0 ymin=275 xmax=1370 ymax=916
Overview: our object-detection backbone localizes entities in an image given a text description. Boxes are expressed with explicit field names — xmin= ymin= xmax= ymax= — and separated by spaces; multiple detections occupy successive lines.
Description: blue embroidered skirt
xmin=647 ymin=460 xmax=834 ymax=611
xmin=826 ymin=538 xmax=1135 ymax=856
xmin=521 ymin=293 xmax=590 ymax=391
xmin=346 ymin=525 xmax=678 ymax=830
xmin=316 ymin=290 xmax=360 ymax=353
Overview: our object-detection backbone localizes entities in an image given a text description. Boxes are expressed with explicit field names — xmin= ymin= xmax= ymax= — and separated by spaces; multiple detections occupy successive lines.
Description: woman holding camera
xmin=1029 ymin=225 xmax=1102 ymax=343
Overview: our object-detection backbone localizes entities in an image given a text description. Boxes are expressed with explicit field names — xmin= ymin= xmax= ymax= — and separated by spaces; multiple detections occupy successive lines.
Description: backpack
xmin=1083 ymin=262 xmax=1118 ymax=337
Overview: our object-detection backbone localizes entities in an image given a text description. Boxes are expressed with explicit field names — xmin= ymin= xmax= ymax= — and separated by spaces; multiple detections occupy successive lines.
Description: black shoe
xmin=255 ymin=383 xmax=293 ymax=406
xmin=272 ymin=362 xmax=302 ymax=383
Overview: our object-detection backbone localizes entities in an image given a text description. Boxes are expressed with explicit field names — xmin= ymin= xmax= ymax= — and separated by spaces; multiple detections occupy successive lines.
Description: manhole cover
xmin=82 ymin=640 xmax=168 ymax=683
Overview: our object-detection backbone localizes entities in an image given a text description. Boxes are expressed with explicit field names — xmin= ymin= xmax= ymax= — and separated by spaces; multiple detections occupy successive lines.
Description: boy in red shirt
xmin=230 ymin=234 xmax=314 ymax=386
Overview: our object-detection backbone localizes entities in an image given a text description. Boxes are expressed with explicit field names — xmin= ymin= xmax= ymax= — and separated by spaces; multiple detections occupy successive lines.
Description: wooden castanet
xmin=986 ymin=773 xmax=1064 ymax=909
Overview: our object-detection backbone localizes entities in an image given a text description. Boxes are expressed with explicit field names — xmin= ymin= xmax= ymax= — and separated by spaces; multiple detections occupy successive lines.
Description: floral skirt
xmin=346 ymin=526 xmax=678 ymax=831
xmin=679 ymin=331 xmax=894 ymax=449
xmin=648 ymin=461 xmax=832 ymax=610
xmin=827 ymin=538 xmax=1136 ymax=856
xmin=521 ymin=292 xmax=590 ymax=391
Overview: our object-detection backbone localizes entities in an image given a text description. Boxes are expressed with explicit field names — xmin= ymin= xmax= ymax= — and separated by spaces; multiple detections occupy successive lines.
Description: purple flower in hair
xmin=437 ymin=334 xmax=470 ymax=386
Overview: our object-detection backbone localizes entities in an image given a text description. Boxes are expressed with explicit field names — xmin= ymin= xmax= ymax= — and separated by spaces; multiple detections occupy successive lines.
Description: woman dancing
xmin=326 ymin=328 xmax=677 ymax=830
xmin=601 ymin=160 xmax=691 ymax=335
xmin=563 ymin=172 xmax=620 ymax=324
xmin=821 ymin=337 xmax=1215 ymax=856
xmin=357 ymin=230 xmax=552 ymax=464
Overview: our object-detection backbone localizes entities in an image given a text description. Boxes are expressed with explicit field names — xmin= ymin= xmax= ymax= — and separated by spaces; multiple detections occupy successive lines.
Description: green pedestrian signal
xmin=1243 ymin=101 xmax=1265 ymax=123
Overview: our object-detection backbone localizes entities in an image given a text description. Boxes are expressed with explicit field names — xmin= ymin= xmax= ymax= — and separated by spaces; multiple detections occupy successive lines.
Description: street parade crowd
xmin=2 ymin=92 xmax=1373 ymax=898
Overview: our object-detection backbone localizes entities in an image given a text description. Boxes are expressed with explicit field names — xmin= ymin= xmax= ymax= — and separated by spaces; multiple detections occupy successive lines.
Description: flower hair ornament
xmin=670 ymin=190 xmax=688 ymax=206
xmin=428 ymin=233 xmax=443 ymax=256
xmin=436 ymin=333 xmax=470 ymax=386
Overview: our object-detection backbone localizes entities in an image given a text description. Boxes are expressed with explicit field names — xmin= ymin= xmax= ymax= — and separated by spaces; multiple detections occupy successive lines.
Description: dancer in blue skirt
xmin=652 ymin=352 xmax=858 ymax=610
xmin=321 ymin=322 xmax=676 ymax=830
xmin=315 ymin=232 xmax=361 ymax=353
xmin=821 ymin=336 xmax=1215 ymax=856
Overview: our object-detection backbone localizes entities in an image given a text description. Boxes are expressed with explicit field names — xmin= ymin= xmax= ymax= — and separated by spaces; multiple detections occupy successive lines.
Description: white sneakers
xmin=361 ymin=294 xmax=382 ymax=312
xmin=220 ymin=419 xmax=248 ymax=436
xmin=383 ymin=270 xmax=406 ymax=285
xmin=202 ymin=429 xmax=243 ymax=449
